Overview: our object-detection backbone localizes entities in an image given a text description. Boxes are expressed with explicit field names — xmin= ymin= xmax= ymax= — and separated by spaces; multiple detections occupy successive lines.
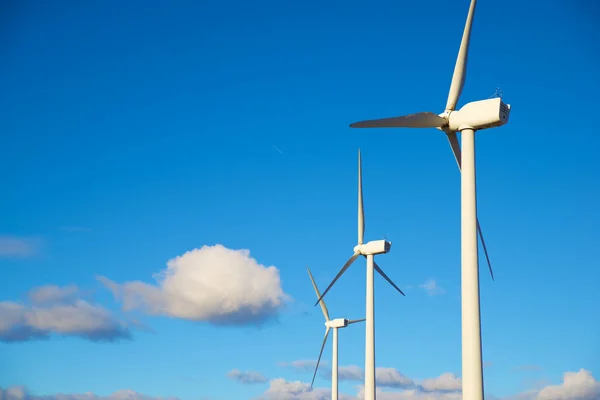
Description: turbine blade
xmin=373 ymin=260 xmax=405 ymax=296
xmin=446 ymin=131 xmax=495 ymax=280
xmin=477 ymin=220 xmax=495 ymax=281
xmin=358 ymin=149 xmax=365 ymax=245
xmin=446 ymin=131 xmax=462 ymax=170
xmin=348 ymin=318 xmax=366 ymax=325
xmin=350 ymin=112 xmax=446 ymax=129
xmin=445 ymin=0 xmax=477 ymax=111
xmin=307 ymin=267 xmax=330 ymax=321
xmin=314 ymin=252 xmax=360 ymax=307
xmin=311 ymin=327 xmax=330 ymax=388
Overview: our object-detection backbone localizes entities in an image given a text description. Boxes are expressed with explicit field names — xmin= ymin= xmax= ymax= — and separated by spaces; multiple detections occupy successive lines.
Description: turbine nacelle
xmin=325 ymin=318 xmax=349 ymax=329
xmin=354 ymin=240 xmax=392 ymax=256
xmin=443 ymin=97 xmax=511 ymax=132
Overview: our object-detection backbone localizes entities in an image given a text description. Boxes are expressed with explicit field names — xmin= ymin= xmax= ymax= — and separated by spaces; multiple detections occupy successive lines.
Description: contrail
xmin=272 ymin=145 xmax=283 ymax=154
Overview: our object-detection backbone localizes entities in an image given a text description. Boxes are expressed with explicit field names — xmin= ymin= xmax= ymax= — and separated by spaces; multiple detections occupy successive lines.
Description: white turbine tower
xmin=348 ymin=1 xmax=510 ymax=398
xmin=314 ymin=149 xmax=405 ymax=400
xmin=307 ymin=267 xmax=365 ymax=400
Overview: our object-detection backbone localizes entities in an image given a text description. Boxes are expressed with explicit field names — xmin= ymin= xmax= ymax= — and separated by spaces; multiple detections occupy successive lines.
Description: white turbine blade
xmin=445 ymin=0 xmax=477 ymax=111
xmin=446 ymin=131 xmax=463 ymax=170
xmin=446 ymin=132 xmax=495 ymax=280
xmin=314 ymin=251 xmax=361 ymax=307
xmin=358 ymin=149 xmax=364 ymax=245
xmin=348 ymin=318 xmax=366 ymax=325
xmin=372 ymin=260 xmax=405 ymax=296
xmin=307 ymin=267 xmax=330 ymax=321
xmin=350 ymin=112 xmax=446 ymax=129
xmin=311 ymin=327 xmax=330 ymax=388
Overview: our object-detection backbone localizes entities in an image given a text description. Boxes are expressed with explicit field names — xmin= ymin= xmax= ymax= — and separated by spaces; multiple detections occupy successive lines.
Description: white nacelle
xmin=447 ymin=97 xmax=511 ymax=132
xmin=355 ymin=239 xmax=391 ymax=256
xmin=326 ymin=318 xmax=349 ymax=328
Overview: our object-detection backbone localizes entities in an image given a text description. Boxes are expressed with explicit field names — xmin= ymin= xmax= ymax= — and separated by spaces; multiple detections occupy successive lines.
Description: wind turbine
xmin=314 ymin=149 xmax=405 ymax=400
xmin=307 ymin=267 xmax=365 ymax=400
xmin=348 ymin=1 xmax=511 ymax=399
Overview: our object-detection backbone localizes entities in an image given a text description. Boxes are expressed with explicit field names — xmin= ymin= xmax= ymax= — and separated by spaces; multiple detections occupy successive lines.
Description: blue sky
xmin=1 ymin=0 xmax=599 ymax=399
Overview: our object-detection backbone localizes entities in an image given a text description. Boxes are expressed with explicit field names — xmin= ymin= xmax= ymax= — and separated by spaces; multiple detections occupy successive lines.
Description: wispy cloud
xmin=227 ymin=369 xmax=268 ymax=384
xmin=0 ymin=285 xmax=131 ymax=342
xmin=419 ymin=279 xmax=446 ymax=296
xmin=281 ymin=360 xmax=414 ymax=389
xmin=0 ymin=387 xmax=179 ymax=400
xmin=272 ymin=145 xmax=283 ymax=154
xmin=278 ymin=359 xmax=324 ymax=372
xmin=0 ymin=235 xmax=41 ymax=258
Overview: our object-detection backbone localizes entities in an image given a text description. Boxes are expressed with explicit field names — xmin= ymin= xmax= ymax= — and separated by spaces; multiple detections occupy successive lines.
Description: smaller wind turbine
xmin=314 ymin=149 xmax=405 ymax=400
xmin=307 ymin=267 xmax=364 ymax=400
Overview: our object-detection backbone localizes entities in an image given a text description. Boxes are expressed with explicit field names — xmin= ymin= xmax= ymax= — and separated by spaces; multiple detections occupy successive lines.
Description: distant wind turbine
xmin=314 ymin=149 xmax=405 ymax=400
xmin=307 ymin=267 xmax=364 ymax=400
xmin=348 ymin=1 xmax=511 ymax=398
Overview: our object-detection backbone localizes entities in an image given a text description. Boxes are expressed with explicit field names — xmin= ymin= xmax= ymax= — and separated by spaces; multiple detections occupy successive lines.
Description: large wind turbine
xmin=314 ymin=149 xmax=405 ymax=400
xmin=348 ymin=1 xmax=511 ymax=399
xmin=307 ymin=267 xmax=365 ymax=400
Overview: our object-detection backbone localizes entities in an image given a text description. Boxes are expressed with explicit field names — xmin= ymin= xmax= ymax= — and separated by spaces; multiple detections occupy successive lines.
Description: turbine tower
xmin=348 ymin=1 xmax=510 ymax=398
xmin=307 ymin=267 xmax=365 ymax=400
xmin=314 ymin=149 xmax=405 ymax=400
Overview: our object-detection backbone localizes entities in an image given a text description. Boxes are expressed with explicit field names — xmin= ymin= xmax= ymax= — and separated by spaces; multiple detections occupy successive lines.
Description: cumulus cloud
xmin=419 ymin=279 xmax=446 ymax=296
xmin=227 ymin=369 xmax=269 ymax=384
xmin=99 ymin=244 xmax=290 ymax=326
xmin=275 ymin=361 xmax=599 ymax=400
xmin=282 ymin=361 xmax=414 ymax=389
xmin=3 ymin=369 xmax=598 ymax=400
xmin=0 ymin=387 xmax=178 ymax=400
xmin=419 ymin=373 xmax=461 ymax=392
xmin=537 ymin=369 xmax=600 ymax=400
xmin=0 ymin=285 xmax=130 ymax=342
xmin=339 ymin=365 xmax=364 ymax=381
xmin=0 ymin=235 xmax=40 ymax=258
xmin=27 ymin=285 xmax=80 ymax=305
xmin=255 ymin=378 xmax=355 ymax=400
xmin=376 ymin=368 xmax=414 ymax=389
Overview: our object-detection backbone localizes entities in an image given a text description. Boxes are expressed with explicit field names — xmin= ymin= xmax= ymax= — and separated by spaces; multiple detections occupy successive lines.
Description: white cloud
xmin=536 ymin=369 xmax=600 ymax=400
xmin=0 ymin=285 xmax=130 ymax=342
xmin=3 ymin=369 xmax=598 ymax=400
xmin=281 ymin=361 xmax=412 ymax=388
xmin=356 ymin=387 xmax=461 ymax=400
xmin=376 ymin=368 xmax=414 ymax=388
xmin=275 ymin=361 xmax=599 ymax=400
xmin=27 ymin=284 xmax=80 ymax=305
xmin=0 ymin=235 xmax=40 ymax=258
xmin=99 ymin=244 xmax=290 ymax=325
xmin=339 ymin=365 xmax=364 ymax=381
xmin=419 ymin=373 xmax=461 ymax=392
xmin=0 ymin=387 xmax=178 ymax=400
xmin=280 ymin=360 xmax=325 ymax=372
xmin=227 ymin=369 xmax=269 ymax=384
xmin=418 ymin=280 xmax=446 ymax=296
xmin=255 ymin=378 xmax=355 ymax=400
